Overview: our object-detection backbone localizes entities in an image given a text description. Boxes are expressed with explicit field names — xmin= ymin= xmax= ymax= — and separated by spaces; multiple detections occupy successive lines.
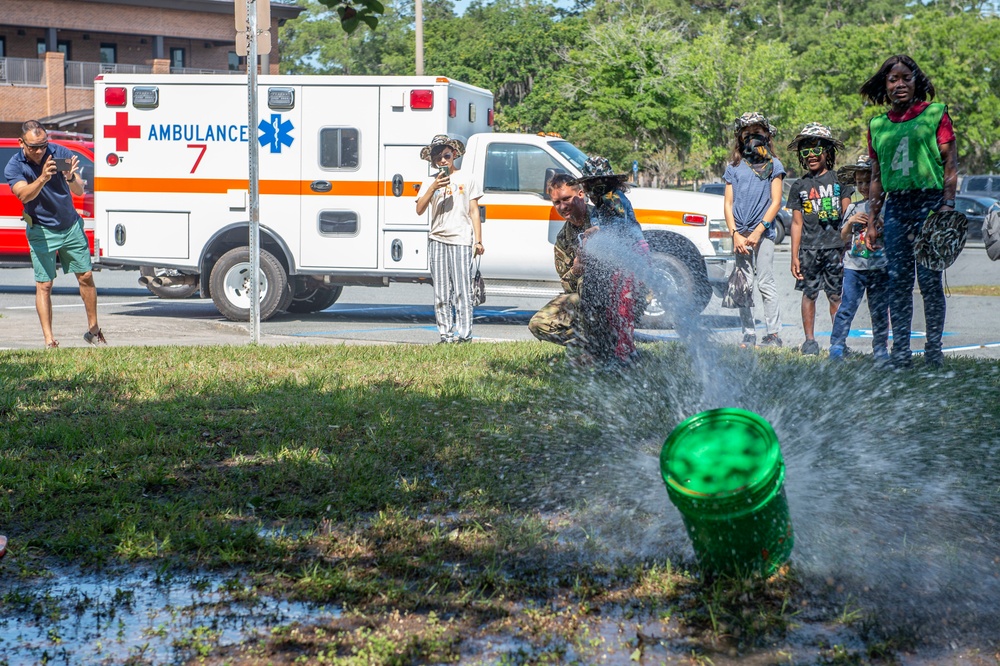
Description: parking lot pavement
xmin=3 ymin=248 xmax=1000 ymax=359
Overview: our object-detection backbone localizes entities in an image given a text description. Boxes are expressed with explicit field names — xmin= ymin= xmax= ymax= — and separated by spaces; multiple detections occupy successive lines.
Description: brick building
xmin=0 ymin=0 xmax=304 ymax=138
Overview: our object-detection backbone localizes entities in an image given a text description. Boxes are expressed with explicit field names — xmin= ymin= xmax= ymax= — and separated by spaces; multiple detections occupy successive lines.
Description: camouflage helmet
xmin=734 ymin=112 xmax=776 ymax=137
xmin=837 ymin=154 xmax=874 ymax=185
xmin=915 ymin=210 xmax=968 ymax=271
xmin=570 ymin=156 xmax=630 ymax=191
xmin=787 ymin=122 xmax=845 ymax=152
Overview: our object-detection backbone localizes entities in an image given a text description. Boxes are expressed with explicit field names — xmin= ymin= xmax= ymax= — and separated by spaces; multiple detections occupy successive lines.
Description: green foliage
xmin=279 ymin=1 xmax=1000 ymax=178
xmin=318 ymin=0 xmax=386 ymax=33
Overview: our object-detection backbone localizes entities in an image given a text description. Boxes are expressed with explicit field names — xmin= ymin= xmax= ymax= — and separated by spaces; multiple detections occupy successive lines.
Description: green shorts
xmin=26 ymin=219 xmax=93 ymax=283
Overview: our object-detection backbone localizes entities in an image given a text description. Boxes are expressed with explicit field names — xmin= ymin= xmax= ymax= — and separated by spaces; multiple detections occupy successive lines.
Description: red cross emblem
xmin=104 ymin=111 xmax=141 ymax=152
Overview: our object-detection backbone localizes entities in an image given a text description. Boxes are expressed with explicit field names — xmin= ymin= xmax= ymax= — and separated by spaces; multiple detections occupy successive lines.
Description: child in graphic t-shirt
xmin=829 ymin=156 xmax=889 ymax=363
xmin=787 ymin=123 xmax=854 ymax=355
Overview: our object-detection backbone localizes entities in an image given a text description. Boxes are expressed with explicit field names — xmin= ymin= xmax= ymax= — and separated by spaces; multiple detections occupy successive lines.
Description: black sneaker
xmin=739 ymin=334 xmax=756 ymax=349
xmin=760 ymin=333 xmax=783 ymax=347
xmin=800 ymin=339 xmax=820 ymax=355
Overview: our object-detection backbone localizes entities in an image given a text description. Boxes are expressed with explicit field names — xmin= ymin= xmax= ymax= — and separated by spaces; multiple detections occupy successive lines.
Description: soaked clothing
xmin=579 ymin=189 xmax=649 ymax=363
xmin=529 ymin=292 xmax=584 ymax=347
xmin=529 ymin=213 xmax=592 ymax=347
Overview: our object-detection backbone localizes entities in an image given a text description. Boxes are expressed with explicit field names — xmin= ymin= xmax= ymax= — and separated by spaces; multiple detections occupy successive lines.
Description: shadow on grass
xmin=2 ymin=343 xmax=1000 ymax=663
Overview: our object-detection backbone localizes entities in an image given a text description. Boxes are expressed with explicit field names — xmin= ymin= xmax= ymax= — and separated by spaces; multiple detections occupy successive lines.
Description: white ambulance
xmin=93 ymin=74 xmax=734 ymax=323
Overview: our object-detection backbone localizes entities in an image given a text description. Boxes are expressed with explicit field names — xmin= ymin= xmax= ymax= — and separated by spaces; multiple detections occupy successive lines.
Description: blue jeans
xmin=829 ymin=268 xmax=889 ymax=357
xmin=883 ymin=191 xmax=946 ymax=365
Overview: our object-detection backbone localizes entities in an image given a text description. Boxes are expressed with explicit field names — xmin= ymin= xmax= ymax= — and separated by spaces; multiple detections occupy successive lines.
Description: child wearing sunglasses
xmin=786 ymin=123 xmax=854 ymax=355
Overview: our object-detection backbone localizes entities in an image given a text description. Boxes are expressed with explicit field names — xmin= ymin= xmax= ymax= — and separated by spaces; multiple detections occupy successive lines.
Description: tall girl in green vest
xmin=860 ymin=55 xmax=958 ymax=370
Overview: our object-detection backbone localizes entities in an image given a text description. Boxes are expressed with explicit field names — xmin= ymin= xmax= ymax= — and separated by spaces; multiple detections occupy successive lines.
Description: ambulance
xmin=93 ymin=74 xmax=734 ymax=323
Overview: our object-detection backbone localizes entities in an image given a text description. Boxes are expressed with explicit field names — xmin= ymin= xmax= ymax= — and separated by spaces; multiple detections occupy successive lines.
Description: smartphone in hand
xmin=438 ymin=166 xmax=450 ymax=178
xmin=54 ymin=157 xmax=73 ymax=172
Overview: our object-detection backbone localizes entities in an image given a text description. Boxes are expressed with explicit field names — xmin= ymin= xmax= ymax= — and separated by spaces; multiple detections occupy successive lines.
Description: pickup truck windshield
xmin=549 ymin=140 xmax=588 ymax=171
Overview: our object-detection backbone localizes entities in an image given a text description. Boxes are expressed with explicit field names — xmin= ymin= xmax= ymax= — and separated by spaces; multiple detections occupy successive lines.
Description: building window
xmin=37 ymin=39 xmax=71 ymax=58
xmin=319 ymin=128 xmax=360 ymax=169
xmin=0 ymin=37 xmax=5 ymax=58
xmin=170 ymin=48 xmax=185 ymax=69
xmin=99 ymin=44 xmax=117 ymax=64
xmin=228 ymin=51 xmax=241 ymax=71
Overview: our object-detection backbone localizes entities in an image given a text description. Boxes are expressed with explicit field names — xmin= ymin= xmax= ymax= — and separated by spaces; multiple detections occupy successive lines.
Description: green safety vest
xmin=869 ymin=102 xmax=946 ymax=192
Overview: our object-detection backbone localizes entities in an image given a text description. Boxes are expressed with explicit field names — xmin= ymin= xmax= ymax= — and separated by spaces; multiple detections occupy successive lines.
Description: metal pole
xmin=414 ymin=0 xmax=424 ymax=76
xmin=247 ymin=0 xmax=261 ymax=343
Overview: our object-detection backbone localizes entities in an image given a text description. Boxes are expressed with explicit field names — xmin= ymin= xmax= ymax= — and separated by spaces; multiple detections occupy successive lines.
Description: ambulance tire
xmin=140 ymin=266 xmax=199 ymax=300
xmin=210 ymin=247 xmax=292 ymax=322
xmin=642 ymin=244 xmax=712 ymax=329
xmin=287 ymin=283 xmax=343 ymax=314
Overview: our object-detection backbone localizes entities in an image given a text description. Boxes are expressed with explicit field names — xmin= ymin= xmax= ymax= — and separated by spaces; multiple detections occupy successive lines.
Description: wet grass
xmin=1 ymin=342 xmax=999 ymax=664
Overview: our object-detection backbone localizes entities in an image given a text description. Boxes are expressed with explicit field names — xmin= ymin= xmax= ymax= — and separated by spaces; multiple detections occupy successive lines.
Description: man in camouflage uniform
xmin=528 ymin=173 xmax=593 ymax=355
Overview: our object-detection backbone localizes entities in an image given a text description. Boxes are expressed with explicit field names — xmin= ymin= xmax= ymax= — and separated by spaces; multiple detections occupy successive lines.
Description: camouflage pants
xmin=528 ymin=292 xmax=585 ymax=347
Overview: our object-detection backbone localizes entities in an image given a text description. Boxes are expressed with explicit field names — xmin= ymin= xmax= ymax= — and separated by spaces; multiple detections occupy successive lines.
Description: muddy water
xmin=0 ymin=566 xmax=333 ymax=664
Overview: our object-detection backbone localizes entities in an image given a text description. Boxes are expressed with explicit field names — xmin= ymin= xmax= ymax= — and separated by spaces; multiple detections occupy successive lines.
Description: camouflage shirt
xmin=553 ymin=208 xmax=593 ymax=294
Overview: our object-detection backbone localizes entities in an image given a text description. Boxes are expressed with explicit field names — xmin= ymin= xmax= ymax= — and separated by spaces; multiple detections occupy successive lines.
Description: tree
xmin=280 ymin=0 xmax=415 ymax=74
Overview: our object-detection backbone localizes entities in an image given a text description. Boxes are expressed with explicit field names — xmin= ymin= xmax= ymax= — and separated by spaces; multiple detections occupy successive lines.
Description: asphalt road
xmin=2 ymin=244 xmax=1000 ymax=358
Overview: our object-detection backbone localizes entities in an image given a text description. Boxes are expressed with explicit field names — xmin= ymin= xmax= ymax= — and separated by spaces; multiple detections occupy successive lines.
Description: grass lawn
xmin=2 ymin=342 xmax=999 ymax=664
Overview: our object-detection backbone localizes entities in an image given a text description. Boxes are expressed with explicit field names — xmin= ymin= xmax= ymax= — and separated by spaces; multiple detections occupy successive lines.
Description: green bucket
xmin=660 ymin=408 xmax=793 ymax=575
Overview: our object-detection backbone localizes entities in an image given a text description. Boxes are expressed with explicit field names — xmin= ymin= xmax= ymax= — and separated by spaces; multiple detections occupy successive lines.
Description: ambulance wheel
xmin=210 ymin=247 xmax=292 ymax=322
xmin=287 ymin=282 xmax=343 ymax=314
xmin=140 ymin=266 xmax=199 ymax=299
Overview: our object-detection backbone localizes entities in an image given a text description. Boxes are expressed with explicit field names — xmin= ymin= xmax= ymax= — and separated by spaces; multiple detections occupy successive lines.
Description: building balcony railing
xmin=0 ymin=57 xmax=46 ymax=86
xmin=66 ymin=61 xmax=154 ymax=88
xmin=0 ymin=58 xmax=236 ymax=91
xmin=170 ymin=66 xmax=238 ymax=75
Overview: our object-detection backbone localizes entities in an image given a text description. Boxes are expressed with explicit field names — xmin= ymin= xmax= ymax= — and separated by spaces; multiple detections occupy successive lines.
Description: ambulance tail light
xmin=448 ymin=98 xmax=457 ymax=118
xmin=708 ymin=218 xmax=733 ymax=254
xmin=682 ymin=213 xmax=707 ymax=226
xmin=410 ymin=89 xmax=433 ymax=109
xmin=105 ymin=87 xmax=127 ymax=107
xmin=487 ymin=108 xmax=494 ymax=126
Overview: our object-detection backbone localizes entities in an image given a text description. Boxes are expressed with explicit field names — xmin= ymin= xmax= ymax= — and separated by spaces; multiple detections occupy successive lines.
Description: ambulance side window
xmin=319 ymin=128 xmax=360 ymax=170
xmin=484 ymin=144 xmax=562 ymax=195
xmin=318 ymin=210 xmax=359 ymax=237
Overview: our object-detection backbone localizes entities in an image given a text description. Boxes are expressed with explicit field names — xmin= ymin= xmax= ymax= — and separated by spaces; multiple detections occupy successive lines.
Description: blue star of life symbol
xmin=258 ymin=113 xmax=294 ymax=154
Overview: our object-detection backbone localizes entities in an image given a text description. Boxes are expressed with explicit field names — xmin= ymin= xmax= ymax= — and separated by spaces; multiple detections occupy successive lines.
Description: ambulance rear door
xmin=298 ymin=85 xmax=379 ymax=269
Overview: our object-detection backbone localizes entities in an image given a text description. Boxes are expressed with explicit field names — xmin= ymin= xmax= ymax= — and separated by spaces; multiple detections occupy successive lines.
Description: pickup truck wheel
xmin=642 ymin=242 xmax=712 ymax=329
xmin=287 ymin=282 xmax=343 ymax=314
xmin=773 ymin=218 xmax=786 ymax=245
xmin=139 ymin=266 xmax=199 ymax=299
xmin=209 ymin=247 xmax=292 ymax=322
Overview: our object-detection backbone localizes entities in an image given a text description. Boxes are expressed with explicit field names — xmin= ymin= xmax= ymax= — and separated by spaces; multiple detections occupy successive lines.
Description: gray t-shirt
xmin=723 ymin=158 xmax=786 ymax=241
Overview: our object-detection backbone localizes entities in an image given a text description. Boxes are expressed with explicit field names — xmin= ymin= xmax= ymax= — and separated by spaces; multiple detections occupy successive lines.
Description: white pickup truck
xmin=92 ymin=74 xmax=734 ymax=323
